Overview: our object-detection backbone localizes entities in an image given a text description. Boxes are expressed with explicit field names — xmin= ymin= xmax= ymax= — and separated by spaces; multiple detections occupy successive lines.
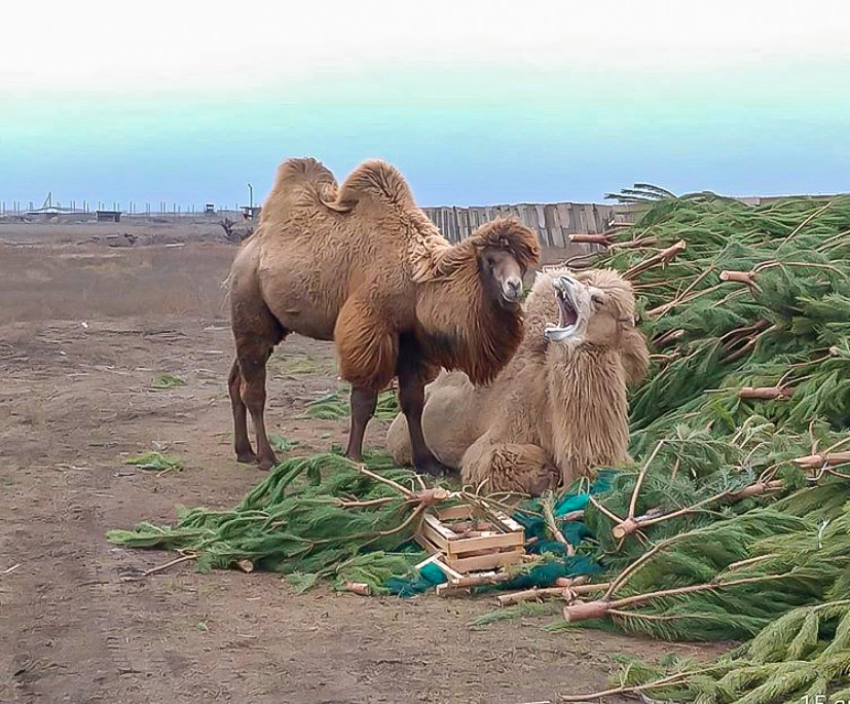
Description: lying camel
xmin=387 ymin=267 xmax=649 ymax=494
xmin=227 ymin=158 xmax=539 ymax=473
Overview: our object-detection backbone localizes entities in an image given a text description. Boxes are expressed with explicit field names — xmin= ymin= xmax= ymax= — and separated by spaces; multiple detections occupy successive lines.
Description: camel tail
xmin=260 ymin=157 xmax=340 ymax=221
xmin=220 ymin=271 xmax=233 ymax=311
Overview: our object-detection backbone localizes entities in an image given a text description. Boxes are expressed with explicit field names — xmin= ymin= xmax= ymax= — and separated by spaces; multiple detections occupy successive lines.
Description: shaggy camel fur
xmin=387 ymin=267 xmax=649 ymax=494
xmin=227 ymin=157 xmax=539 ymax=473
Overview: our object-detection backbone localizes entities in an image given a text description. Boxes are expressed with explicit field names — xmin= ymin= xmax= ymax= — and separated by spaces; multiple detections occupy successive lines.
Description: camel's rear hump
xmin=332 ymin=160 xmax=417 ymax=211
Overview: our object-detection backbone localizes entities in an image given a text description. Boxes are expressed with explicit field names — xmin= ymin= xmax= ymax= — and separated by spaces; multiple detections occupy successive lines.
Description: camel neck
xmin=547 ymin=344 xmax=630 ymax=481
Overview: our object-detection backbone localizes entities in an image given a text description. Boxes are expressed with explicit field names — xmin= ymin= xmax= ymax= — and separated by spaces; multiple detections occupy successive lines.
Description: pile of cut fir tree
xmin=549 ymin=186 xmax=850 ymax=703
xmin=109 ymin=187 xmax=849 ymax=702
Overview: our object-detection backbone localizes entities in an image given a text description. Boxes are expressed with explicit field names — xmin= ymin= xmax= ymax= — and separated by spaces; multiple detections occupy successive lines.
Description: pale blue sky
xmin=2 ymin=0 xmax=849 ymax=208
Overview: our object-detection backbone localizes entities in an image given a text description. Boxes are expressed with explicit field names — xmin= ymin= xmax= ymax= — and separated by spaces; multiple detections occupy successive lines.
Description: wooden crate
xmin=415 ymin=504 xmax=525 ymax=574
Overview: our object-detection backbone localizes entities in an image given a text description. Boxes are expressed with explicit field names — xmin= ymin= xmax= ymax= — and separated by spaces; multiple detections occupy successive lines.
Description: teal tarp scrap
xmin=385 ymin=562 xmax=448 ymax=597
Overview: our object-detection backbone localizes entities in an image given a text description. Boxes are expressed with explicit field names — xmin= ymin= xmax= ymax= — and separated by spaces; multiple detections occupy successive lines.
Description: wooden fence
xmin=421 ymin=202 xmax=639 ymax=247
xmin=422 ymin=194 xmax=846 ymax=248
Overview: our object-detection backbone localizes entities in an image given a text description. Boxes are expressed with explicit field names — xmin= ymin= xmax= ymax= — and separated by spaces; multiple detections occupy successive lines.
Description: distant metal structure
xmin=25 ymin=191 xmax=84 ymax=216
xmin=241 ymin=205 xmax=261 ymax=221
xmin=204 ymin=203 xmax=215 ymax=214
xmin=96 ymin=210 xmax=122 ymax=223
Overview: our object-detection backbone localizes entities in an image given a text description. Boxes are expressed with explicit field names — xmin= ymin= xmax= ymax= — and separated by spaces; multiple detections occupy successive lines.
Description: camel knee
xmin=235 ymin=356 xmax=268 ymax=405
xmin=241 ymin=381 xmax=266 ymax=411
xmin=228 ymin=359 xmax=240 ymax=387
xmin=228 ymin=363 xmax=243 ymax=401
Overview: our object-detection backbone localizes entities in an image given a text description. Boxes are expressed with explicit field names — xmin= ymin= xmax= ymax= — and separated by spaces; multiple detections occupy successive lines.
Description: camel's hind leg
xmin=238 ymin=345 xmax=279 ymax=470
xmin=230 ymin=300 xmax=287 ymax=469
xmin=461 ymin=438 xmax=560 ymax=496
xmin=228 ymin=235 xmax=287 ymax=470
xmin=228 ymin=359 xmax=256 ymax=463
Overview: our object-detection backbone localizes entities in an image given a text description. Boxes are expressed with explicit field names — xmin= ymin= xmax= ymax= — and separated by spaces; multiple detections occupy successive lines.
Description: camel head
xmin=543 ymin=268 xmax=636 ymax=346
xmin=480 ymin=247 xmax=524 ymax=307
xmin=527 ymin=268 xmax=648 ymax=382
xmin=470 ymin=218 xmax=540 ymax=309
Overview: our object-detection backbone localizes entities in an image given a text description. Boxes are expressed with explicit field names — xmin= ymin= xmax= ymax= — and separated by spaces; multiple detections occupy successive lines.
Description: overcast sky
xmin=2 ymin=0 xmax=849 ymax=208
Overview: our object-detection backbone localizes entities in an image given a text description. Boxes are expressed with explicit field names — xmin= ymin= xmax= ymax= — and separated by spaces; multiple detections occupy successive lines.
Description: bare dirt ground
xmin=0 ymin=221 xmax=721 ymax=704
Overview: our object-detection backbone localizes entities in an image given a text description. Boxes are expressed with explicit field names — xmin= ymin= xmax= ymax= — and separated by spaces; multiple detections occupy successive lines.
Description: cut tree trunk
xmin=794 ymin=452 xmax=850 ymax=469
xmin=569 ymin=233 xmax=611 ymax=245
xmin=720 ymin=270 xmax=757 ymax=286
xmin=738 ymin=386 xmax=795 ymax=400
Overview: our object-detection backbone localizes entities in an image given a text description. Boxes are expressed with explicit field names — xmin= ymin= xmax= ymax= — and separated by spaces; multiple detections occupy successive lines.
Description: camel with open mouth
xmin=386 ymin=267 xmax=649 ymax=494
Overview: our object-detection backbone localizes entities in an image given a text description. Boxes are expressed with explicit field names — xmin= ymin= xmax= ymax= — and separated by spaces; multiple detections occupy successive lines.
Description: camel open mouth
xmin=544 ymin=276 xmax=580 ymax=342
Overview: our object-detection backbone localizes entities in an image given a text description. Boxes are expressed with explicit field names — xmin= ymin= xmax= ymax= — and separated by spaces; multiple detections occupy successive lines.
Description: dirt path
xmin=0 ymin=232 xmax=720 ymax=703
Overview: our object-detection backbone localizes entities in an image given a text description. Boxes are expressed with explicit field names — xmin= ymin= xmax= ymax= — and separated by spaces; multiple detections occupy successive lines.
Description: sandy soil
xmin=0 ymin=221 xmax=720 ymax=704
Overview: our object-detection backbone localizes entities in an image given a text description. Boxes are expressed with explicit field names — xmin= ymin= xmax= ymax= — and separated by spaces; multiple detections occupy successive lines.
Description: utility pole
xmin=248 ymin=183 xmax=253 ymax=212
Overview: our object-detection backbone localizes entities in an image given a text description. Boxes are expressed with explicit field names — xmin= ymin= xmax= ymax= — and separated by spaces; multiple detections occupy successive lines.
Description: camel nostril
xmin=502 ymin=278 xmax=523 ymax=302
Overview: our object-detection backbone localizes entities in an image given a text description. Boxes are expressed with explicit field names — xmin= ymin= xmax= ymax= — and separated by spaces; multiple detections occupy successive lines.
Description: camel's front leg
xmin=334 ymin=296 xmax=398 ymax=464
xmin=461 ymin=437 xmax=560 ymax=495
xmin=397 ymin=373 xmax=451 ymax=477
xmin=345 ymin=386 xmax=378 ymax=462
xmin=396 ymin=337 xmax=451 ymax=477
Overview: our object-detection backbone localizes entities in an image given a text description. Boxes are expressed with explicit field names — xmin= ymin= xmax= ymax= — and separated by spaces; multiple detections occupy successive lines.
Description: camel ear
xmin=620 ymin=325 xmax=650 ymax=386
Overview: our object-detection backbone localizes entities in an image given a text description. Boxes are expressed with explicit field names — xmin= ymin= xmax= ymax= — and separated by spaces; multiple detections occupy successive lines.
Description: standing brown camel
xmin=227 ymin=157 xmax=539 ymax=474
